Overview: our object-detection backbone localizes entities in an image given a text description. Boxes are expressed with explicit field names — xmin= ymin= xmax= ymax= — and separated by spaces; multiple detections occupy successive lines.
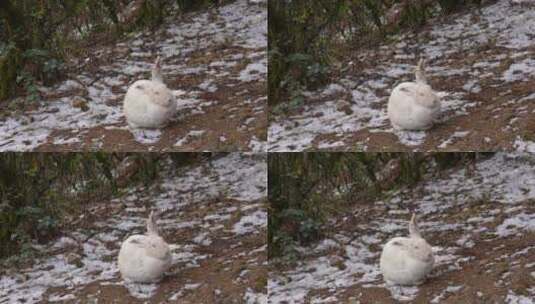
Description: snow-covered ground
xmin=269 ymin=0 xmax=535 ymax=151
xmin=0 ymin=153 xmax=267 ymax=303
xmin=269 ymin=153 xmax=535 ymax=303
xmin=0 ymin=0 xmax=267 ymax=152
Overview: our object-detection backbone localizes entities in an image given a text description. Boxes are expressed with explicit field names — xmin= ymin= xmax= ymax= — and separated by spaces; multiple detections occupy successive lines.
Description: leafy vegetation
xmin=0 ymin=0 xmax=223 ymax=102
xmin=268 ymin=152 xmax=492 ymax=263
xmin=0 ymin=152 xmax=212 ymax=264
xmin=0 ymin=153 xmax=113 ymax=261
xmin=268 ymin=0 xmax=485 ymax=108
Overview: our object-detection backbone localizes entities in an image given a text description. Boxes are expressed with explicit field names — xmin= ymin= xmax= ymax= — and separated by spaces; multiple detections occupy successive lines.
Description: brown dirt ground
xmin=35 ymin=45 xmax=267 ymax=152
xmin=5 ymin=193 xmax=267 ymax=303
xmin=269 ymin=187 xmax=535 ymax=303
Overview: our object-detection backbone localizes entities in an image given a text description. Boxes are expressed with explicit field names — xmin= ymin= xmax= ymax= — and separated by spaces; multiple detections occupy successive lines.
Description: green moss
xmin=0 ymin=45 xmax=20 ymax=101
xmin=136 ymin=0 xmax=165 ymax=28
xmin=176 ymin=0 xmax=219 ymax=13
xmin=254 ymin=275 xmax=267 ymax=292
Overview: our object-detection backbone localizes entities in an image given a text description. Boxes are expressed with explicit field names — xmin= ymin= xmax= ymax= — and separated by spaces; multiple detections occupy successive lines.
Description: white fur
xmin=387 ymin=59 xmax=440 ymax=130
xmin=124 ymin=56 xmax=177 ymax=129
xmin=118 ymin=211 xmax=172 ymax=283
xmin=380 ymin=213 xmax=434 ymax=285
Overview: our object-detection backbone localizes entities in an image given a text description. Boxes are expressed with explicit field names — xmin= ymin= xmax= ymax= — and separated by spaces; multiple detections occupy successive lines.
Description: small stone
xmin=66 ymin=253 xmax=83 ymax=268
xmin=72 ymin=96 xmax=89 ymax=112
xmin=336 ymin=100 xmax=353 ymax=115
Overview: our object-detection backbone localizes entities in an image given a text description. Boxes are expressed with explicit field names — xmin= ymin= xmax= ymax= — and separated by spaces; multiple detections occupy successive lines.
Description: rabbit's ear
xmin=409 ymin=213 xmax=422 ymax=238
xmin=151 ymin=57 xmax=164 ymax=82
xmin=147 ymin=211 xmax=160 ymax=236
xmin=418 ymin=58 xmax=425 ymax=70
xmin=415 ymin=59 xmax=428 ymax=84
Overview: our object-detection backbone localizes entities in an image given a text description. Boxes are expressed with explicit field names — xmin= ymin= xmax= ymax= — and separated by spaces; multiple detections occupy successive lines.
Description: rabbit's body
xmin=124 ymin=57 xmax=176 ymax=129
xmin=380 ymin=214 xmax=434 ymax=285
xmin=387 ymin=59 xmax=440 ymax=130
xmin=118 ymin=212 xmax=172 ymax=283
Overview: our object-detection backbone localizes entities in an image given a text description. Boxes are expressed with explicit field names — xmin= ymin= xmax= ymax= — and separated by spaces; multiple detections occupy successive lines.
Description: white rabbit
xmin=118 ymin=211 xmax=172 ymax=283
xmin=387 ymin=59 xmax=440 ymax=130
xmin=123 ymin=56 xmax=177 ymax=129
xmin=380 ymin=213 xmax=434 ymax=285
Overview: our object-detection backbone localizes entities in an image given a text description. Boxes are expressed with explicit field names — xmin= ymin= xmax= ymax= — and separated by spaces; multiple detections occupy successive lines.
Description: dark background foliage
xmin=0 ymin=152 xmax=213 ymax=263
xmin=0 ymin=0 xmax=222 ymax=102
